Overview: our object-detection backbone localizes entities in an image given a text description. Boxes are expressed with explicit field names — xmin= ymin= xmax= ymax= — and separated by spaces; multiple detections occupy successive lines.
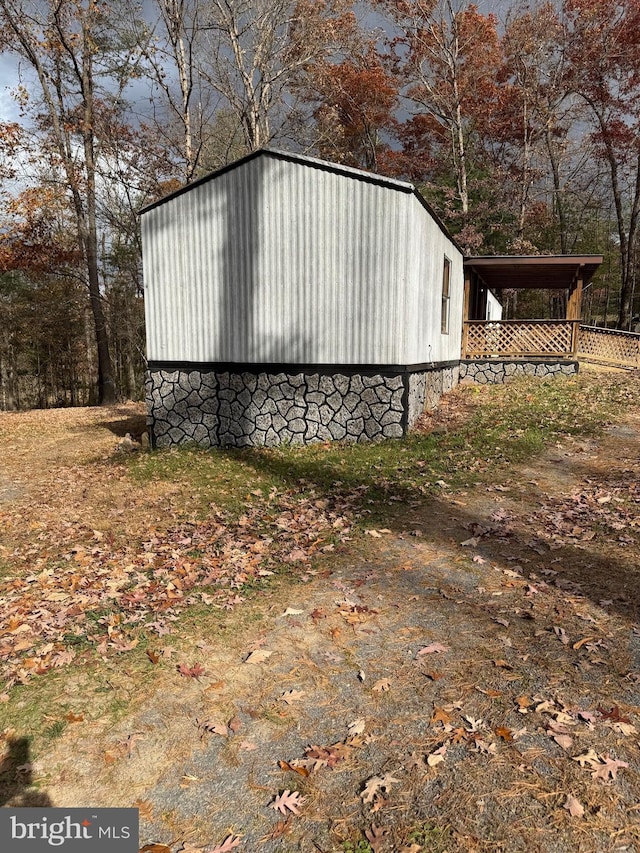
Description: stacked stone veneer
xmin=146 ymin=365 xmax=461 ymax=448
xmin=459 ymin=359 xmax=578 ymax=385
xmin=407 ymin=364 xmax=460 ymax=424
xmin=147 ymin=369 xmax=409 ymax=448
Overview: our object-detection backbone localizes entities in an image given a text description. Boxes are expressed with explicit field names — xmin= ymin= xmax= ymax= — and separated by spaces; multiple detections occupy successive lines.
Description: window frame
xmin=441 ymin=255 xmax=451 ymax=335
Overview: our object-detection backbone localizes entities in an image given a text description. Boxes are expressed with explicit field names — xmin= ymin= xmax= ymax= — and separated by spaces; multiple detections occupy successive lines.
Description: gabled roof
xmin=465 ymin=255 xmax=603 ymax=290
xmin=139 ymin=147 xmax=459 ymax=248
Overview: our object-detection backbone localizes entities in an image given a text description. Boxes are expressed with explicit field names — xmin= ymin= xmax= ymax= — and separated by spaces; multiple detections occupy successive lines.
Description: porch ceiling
xmin=464 ymin=255 xmax=603 ymax=290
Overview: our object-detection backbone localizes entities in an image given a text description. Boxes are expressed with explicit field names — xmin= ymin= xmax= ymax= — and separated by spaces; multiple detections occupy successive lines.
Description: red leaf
xmin=177 ymin=662 xmax=205 ymax=679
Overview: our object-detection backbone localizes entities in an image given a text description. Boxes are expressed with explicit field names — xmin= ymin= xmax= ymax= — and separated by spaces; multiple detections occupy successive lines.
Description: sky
xmin=0 ymin=54 xmax=21 ymax=124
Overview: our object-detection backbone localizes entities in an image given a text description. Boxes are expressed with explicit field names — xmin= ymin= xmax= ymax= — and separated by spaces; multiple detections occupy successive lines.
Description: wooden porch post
xmin=567 ymin=265 xmax=584 ymax=354
xmin=462 ymin=271 xmax=471 ymax=358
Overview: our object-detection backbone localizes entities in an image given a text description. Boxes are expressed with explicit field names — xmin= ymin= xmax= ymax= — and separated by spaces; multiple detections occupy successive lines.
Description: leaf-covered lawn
xmin=1 ymin=369 xmax=639 ymax=852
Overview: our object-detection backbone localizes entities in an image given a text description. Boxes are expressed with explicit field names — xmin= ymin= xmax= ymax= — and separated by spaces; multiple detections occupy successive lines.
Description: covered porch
xmin=461 ymin=255 xmax=603 ymax=359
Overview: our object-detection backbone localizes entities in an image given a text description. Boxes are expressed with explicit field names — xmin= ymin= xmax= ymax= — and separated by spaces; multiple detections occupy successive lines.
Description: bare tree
xmin=195 ymin=0 xmax=356 ymax=153
xmin=138 ymin=0 xmax=223 ymax=182
xmin=0 ymin=0 xmax=139 ymax=403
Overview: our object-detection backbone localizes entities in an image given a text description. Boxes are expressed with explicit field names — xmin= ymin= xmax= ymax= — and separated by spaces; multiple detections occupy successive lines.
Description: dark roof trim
xmin=138 ymin=147 xmax=460 ymax=249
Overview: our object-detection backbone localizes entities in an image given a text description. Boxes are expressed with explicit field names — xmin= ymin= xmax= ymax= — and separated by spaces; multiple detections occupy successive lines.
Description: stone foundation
xmin=146 ymin=363 xmax=459 ymax=448
xmin=459 ymin=359 xmax=578 ymax=385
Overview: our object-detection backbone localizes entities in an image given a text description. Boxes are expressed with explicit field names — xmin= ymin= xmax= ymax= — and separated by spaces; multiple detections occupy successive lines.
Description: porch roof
xmin=464 ymin=255 xmax=603 ymax=290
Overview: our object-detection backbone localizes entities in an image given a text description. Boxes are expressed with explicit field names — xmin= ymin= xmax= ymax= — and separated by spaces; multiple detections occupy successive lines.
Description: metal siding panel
xmin=141 ymin=152 xmax=464 ymax=367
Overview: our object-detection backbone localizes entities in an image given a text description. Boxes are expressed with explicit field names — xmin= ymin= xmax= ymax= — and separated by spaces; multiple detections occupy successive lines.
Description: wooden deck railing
xmin=462 ymin=320 xmax=579 ymax=359
xmin=577 ymin=325 xmax=640 ymax=368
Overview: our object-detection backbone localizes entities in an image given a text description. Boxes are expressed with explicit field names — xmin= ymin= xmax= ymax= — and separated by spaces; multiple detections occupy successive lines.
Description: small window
xmin=441 ymin=256 xmax=451 ymax=334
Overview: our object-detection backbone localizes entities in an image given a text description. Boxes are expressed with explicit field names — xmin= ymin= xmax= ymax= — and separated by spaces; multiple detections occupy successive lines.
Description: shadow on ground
xmin=0 ymin=736 xmax=52 ymax=807
xmin=219 ymin=424 xmax=640 ymax=626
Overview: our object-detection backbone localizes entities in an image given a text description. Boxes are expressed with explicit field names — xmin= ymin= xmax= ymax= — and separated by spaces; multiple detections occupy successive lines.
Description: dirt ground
xmin=1 ymin=385 xmax=639 ymax=853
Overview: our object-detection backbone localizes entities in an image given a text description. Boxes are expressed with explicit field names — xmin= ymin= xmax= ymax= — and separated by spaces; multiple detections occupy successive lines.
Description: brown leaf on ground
xmin=364 ymin=824 xmax=387 ymax=852
xmin=270 ymin=789 xmax=305 ymax=815
xmin=495 ymin=727 xmax=513 ymax=742
xmin=515 ymin=695 xmax=532 ymax=713
xmin=427 ymin=745 xmax=447 ymax=766
xmin=177 ymin=662 xmax=205 ymax=679
xmin=244 ymin=649 xmax=272 ymax=664
xmin=563 ymin=795 xmax=585 ymax=818
xmin=417 ymin=642 xmax=449 ymax=655
xmin=361 ymin=773 xmax=399 ymax=804
xmin=133 ymin=798 xmax=154 ymax=821
xmin=208 ymin=835 xmax=242 ymax=852
xmin=139 ymin=846 xmax=171 ymax=853
xmin=197 ymin=718 xmax=228 ymax=738
xmin=65 ymin=711 xmax=84 ymax=723
xmin=228 ymin=715 xmax=242 ymax=733
xmin=431 ymin=707 xmax=452 ymax=726
xmin=278 ymin=760 xmax=310 ymax=778
xmin=281 ymin=689 xmax=305 ymax=705
xmin=597 ymin=705 xmax=632 ymax=723
xmin=591 ymin=755 xmax=629 ymax=781
xmin=572 ymin=749 xmax=601 ymax=769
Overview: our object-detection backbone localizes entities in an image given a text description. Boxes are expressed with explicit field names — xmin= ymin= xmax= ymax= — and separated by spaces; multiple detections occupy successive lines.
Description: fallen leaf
xmin=608 ymin=720 xmax=638 ymax=736
xmin=209 ymin=835 xmax=242 ymax=852
xmin=372 ymin=678 xmax=391 ymax=692
xmin=424 ymin=670 xmax=445 ymax=681
xmin=563 ymin=794 xmax=584 ymax=818
xmin=65 ymin=711 xmax=84 ymax=723
xmin=348 ymin=718 xmax=366 ymax=736
xmin=553 ymin=734 xmax=574 ymax=751
xmin=495 ymin=727 xmax=513 ymax=742
xmin=197 ymin=718 xmax=228 ymax=738
xmin=280 ymin=608 xmax=304 ymax=617
xmin=361 ymin=773 xmax=399 ymax=803
xmin=364 ymin=824 xmax=387 ymax=852
xmin=516 ymin=695 xmax=532 ymax=713
xmin=139 ymin=846 xmax=171 ymax=853
xmin=431 ymin=707 xmax=452 ymax=726
xmin=573 ymin=636 xmax=594 ymax=650
xmin=146 ymin=649 xmax=160 ymax=664
xmin=177 ymin=662 xmax=205 ymax=680
xmin=427 ymin=745 xmax=447 ymax=766
xmin=278 ymin=760 xmax=310 ymax=777
xmin=464 ymin=715 xmax=484 ymax=732
xmin=572 ymin=749 xmax=601 ymax=768
xmin=228 ymin=715 xmax=242 ymax=733
xmin=597 ymin=705 xmax=631 ymax=723
xmin=281 ymin=690 xmax=305 ymax=705
xmin=270 ymin=789 xmax=305 ymax=815
xmin=591 ymin=754 xmax=629 ymax=781
xmin=133 ymin=799 xmax=154 ymax=821
xmin=417 ymin=643 xmax=449 ymax=656
xmin=245 ymin=649 xmax=272 ymax=664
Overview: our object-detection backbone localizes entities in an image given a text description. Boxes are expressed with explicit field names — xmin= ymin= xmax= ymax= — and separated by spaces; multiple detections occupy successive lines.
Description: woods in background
xmin=1 ymin=0 xmax=639 ymax=409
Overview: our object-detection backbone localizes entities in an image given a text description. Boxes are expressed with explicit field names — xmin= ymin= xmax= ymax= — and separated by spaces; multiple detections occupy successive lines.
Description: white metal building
xmin=141 ymin=149 xmax=464 ymax=447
